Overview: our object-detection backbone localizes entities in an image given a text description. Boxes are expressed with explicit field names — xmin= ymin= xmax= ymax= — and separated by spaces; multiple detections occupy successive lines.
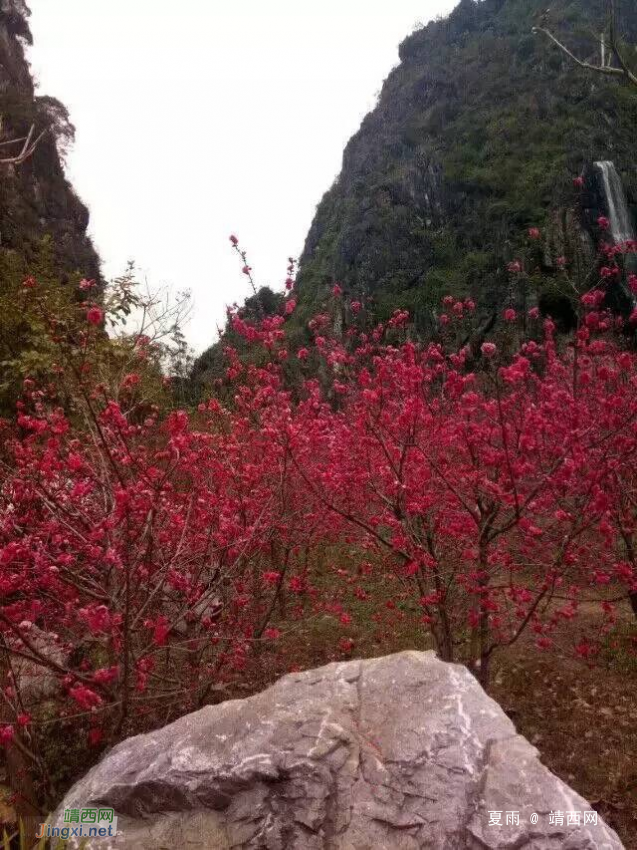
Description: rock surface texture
xmin=53 ymin=651 xmax=624 ymax=849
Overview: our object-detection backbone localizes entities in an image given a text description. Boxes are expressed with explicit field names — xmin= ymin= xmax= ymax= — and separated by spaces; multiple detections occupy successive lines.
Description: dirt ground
xmin=489 ymin=604 xmax=637 ymax=846
xmin=254 ymin=587 xmax=637 ymax=846
xmin=2 ymin=581 xmax=635 ymax=847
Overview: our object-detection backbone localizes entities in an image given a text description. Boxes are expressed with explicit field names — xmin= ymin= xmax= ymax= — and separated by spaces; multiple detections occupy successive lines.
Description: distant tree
xmin=534 ymin=0 xmax=637 ymax=90
xmin=0 ymin=0 xmax=32 ymax=43
xmin=36 ymin=96 xmax=75 ymax=162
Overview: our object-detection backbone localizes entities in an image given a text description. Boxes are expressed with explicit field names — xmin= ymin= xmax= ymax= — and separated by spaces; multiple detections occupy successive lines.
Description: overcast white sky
xmin=27 ymin=1 xmax=455 ymax=352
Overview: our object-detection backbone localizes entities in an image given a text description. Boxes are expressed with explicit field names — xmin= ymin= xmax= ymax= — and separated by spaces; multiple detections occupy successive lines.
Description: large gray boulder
xmin=53 ymin=651 xmax=624 ymax=849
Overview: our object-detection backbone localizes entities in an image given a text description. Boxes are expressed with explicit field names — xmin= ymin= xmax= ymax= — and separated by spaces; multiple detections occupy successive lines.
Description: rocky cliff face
xmin=52 ymin=652 xmax=623 ymax=849
xmin=0 ymin=0 xmax=100 ymax=280
xmin=192 ymin=0 xmax=637 ymax=385
xmin=296 ymin=0 xmax=637 ymax=334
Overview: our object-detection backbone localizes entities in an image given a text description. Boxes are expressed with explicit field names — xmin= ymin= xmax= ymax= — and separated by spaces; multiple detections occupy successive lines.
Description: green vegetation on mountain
xmin=193 ymin=0 xmax=637 ymax=389
xmin=296 ymin=0 xmax=637 ymax=326
xmin=0 ymin=1 xmax=101 ymax=409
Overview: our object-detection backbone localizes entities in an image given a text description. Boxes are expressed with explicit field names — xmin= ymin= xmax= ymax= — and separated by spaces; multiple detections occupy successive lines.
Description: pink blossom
xmin=86 ymin=306 xmax=104 ymax=326
xmin=79 ymin=605 xmax=112 ymax=634
xmin=581 ymin=289 xmax=604 ymax=307
xmin=262 ymin=571 xmax=281 ymax=585
xmin=575 ymin=642 xmax=595 ymax=659
xmin=122 ymin=373 xmax=141 ymax=390
xmin=69 ymin=685 xmax=103 ymax=711
xmin=143 ymin=616 xmax=170 ymax=647
xmin=88 ymin=728 xmax=104 ymax=747
xmin=93 ymin=666 xmax=119 ymax=684
xmin=0 ymin=725 xmax=14 ymax=746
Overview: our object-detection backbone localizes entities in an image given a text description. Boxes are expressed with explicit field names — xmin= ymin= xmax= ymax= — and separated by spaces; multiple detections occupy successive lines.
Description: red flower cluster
xmin=3 ymin=231 xmax=637 ymax=761
xmin=86 ymin=306 xmax=104 ymax=326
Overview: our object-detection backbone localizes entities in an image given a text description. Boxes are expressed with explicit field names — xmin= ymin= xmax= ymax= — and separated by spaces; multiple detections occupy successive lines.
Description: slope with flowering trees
xmin=286 ymin=306 xmax=637 ymax=685
xmin=0 ymin=271 xmax=321 ymax=808
xmin=1 ymin=227 xmax=637 ymax=814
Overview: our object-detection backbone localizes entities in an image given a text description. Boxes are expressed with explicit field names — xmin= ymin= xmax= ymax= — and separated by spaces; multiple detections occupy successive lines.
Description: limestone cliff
xmin=296 ymin=0 xmax=637 ymax=333
xmin=0 ymin=0 xmax=100 ymax=280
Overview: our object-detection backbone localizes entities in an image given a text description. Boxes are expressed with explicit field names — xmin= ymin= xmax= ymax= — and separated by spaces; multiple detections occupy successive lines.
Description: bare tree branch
xmin=0 ymin=119 xmax=48 ymax=166
xmin=533 ymin=0 xmax=637 ymax=90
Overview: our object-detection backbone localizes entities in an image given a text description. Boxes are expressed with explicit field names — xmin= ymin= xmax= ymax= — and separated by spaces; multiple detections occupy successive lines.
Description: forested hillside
xmin=298 ymin=0 xmax=637 ymax=325
xmin=194 ymin=0 xmax=637 ymax=386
